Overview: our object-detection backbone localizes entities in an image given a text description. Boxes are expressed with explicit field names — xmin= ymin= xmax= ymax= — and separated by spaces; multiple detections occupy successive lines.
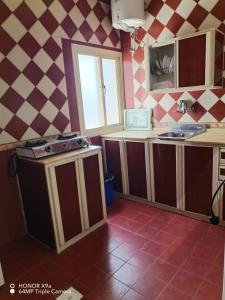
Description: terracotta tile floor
xmin=0 ymin=198 xmax=224 ymax=299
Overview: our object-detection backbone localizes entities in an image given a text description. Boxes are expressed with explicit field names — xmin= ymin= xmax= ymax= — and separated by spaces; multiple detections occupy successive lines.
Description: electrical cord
xmin=7 ymin=152 xmax=18 ymax=178
xmin=209 ymin=178 xmax=225 ymax=225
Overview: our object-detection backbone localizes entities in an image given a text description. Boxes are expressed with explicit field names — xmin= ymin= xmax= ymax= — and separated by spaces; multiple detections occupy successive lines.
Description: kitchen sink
xmin=157 ymin=124 xmax=206 ymax=141
xmin=158 ymin=131 xmax=195 ymax=140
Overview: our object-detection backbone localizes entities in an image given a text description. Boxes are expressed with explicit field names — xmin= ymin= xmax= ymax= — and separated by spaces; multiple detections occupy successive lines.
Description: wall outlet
xmin=56 ymin=287 xmax=83 ymax=300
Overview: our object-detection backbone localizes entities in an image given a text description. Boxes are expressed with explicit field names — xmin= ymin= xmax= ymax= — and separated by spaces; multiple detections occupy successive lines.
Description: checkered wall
xmin=0 ymin=0 xmax=120 ymax=144
xmin=125 ymin=0 xmax=225 ymax=124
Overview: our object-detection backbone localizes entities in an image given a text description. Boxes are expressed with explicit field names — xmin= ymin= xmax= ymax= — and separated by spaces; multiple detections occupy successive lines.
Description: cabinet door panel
xmin=126 ymin=142 xmax=147 ymax=199
xmin=55 ymin=162 xmax=82 ymax=242
xmin=222 ymin=186 xmax=225 ymax=221
xmin=83 ymin=155 xmax=103 ymax=227
xmin=104 ymin=140 xmax=123 ymax=192
xmin=179 ymin=34 xmax=206 ymax=87
xmin=214 ymin=31 xmax=224 ymax=86
xmin=153 ymin=144 xmax=177 ymax=207
xmin=185 ymin=146 xmax=213 ymax=215
xmin=18 ymin=160 xmax=56 ymax=249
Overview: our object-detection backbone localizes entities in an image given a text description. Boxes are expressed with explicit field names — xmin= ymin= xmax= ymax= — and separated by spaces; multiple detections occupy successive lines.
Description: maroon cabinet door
xmin=104 ymin=140 xmax=123 ymax=193
xmin=55 ymin=162 xmax=83 ymax=242
xmin=214 ymin=31 xmax=224 ymax=86
xmin=83 ymin=155 xmax=104 ymax=227
xmin=126 ymin=141 xmax=147 ymax=199
xmin=222 ymin=186 xmax=225 ymax=221
xmin=153 ymin=144 xmax=177 ymax=207
xmin=18 ymin=160 xmax=56 ymax=249
xmin=179 ymin=34 xmax=206 ymax=87
xmin=185 ymin=146 xmax=213 ymax=215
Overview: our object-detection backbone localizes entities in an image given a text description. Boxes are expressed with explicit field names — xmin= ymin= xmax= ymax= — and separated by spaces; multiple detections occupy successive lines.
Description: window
xmin=72 ymin=44 xmax=123 ymax=135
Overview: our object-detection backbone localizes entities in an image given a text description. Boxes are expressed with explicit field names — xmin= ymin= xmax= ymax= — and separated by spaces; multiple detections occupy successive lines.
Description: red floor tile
xmin=121 ymin=288 xmax=144 ymax=299
xmin=97 ymin=277 xmax=129 ymax=299
xmin=169 ymin=269 xmax=203 ymax=297
xmin=142 ymin=240 xmax=169 ymax=257
xmin=96 ymin=253 xmax=125 ymax=275
xmin=127 ymin=251 xmax=156 ymax=269
xmin=111 ymin=242 xmax=137 ymax=261
xmin=132 ymin=275 xmax=165 ymax=298
xmin=158 ymin=285 xmax=192 ymax=300
xmin=77 ymin=266 xmax=110 ymax=290
xmin=143 ymin=259 xmax=178 ymax=283
xmin=194 ymin=281 xmax=223 ymax=300
xmin=0 ymin=198 xmax=224 ymax=300
xmin=113 ymin=263 xmax=144 ymax=287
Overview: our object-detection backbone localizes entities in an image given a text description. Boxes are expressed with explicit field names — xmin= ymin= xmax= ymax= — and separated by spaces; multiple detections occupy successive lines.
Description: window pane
xmin=78 ymin=54 xmax=104 ymax=130
xmin=102 ymin=58 xmax=120 ymax=125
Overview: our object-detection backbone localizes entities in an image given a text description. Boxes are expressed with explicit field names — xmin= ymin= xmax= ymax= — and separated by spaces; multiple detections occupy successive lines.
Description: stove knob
xmin=45 ymin=145 xmax=51 ymax=152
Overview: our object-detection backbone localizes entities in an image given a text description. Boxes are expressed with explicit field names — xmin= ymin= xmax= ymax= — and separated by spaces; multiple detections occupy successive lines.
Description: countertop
xmin=19 ymin=145 xmax=101 ymax=165
xmin=101 ymin=128 xmax=166 ymax=140
xmin=187 ymin=128 xmax=225 ymax=145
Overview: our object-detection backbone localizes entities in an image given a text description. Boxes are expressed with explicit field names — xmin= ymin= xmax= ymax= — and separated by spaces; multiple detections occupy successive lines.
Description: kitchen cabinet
xmin=18 ymin=146 xmax=106 ymax=253
xmin=103 ymin=138 xmax=150 ymax=200
xmin=149 ymin=40 xmax=176 ymax=90
xmin=184 ymin=145 xmax=214 ymax=215
xmin=148 ymin=29 xmax=224 ymax=90
xmin=178 ymin=34 xmax=206 ymax=87
xmin=178 ymin=30 xmax=224 ymax=88
xmin=151 ymin=143 xmax=177 ymax=207
xmin=103 ymin=139 xmax=123 ymax=193
xmin=125 ymin=141 xmax=149 ymax=200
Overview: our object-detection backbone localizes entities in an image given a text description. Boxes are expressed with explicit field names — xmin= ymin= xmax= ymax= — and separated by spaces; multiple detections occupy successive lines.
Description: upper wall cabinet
xmin=149 ymin=40 xmax=176 ymax=90
xmin=148 ymin=29 xmax=224 ymax=91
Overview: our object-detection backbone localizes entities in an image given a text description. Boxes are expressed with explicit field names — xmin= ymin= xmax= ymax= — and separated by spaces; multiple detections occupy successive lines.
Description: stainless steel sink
xmin=157 ymin=124 xmax=206 ymax=141
xmin=158 ymin=131 xmax=195 ymax=140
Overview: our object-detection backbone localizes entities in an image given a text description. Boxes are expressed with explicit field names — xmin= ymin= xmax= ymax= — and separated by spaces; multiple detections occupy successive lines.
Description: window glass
xmin=102 ymin=58 xmax=120 ymax=125
xmin=78 ymin=54 xmax=104 ymax=130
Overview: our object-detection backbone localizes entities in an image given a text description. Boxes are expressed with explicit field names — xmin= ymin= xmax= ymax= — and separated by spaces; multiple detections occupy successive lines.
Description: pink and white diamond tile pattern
xmin=0 ymin=0 xmax=120 ymax=144
xmin=125 ymin=0 xmax=225 ymax=124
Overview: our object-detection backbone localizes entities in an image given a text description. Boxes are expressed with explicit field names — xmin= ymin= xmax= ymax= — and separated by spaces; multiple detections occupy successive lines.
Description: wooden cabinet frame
xmin=102 ymin=138 xmax=151 ymax=201
xmin=20 ymin=147 xmax=107 ymax=254
xmin=149 ymin=141 xmax=182 ymax=210
xmin=146 ymin=28 xmax=224 ymax=92
xmin=103 ymin=137 xmax=221 ymax=221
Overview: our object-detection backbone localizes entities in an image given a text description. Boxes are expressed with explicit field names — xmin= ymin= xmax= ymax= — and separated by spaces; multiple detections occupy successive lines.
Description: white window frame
xmin=72 ymin=44 xmax=124 ymax=136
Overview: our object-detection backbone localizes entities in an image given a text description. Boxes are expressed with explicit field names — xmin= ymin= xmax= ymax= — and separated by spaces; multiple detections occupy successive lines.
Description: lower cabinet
xmin=125 ymin=141 xmax=149 ymax=200
xmin=184 ymin=145 xmax=214 ymax=215
xmin=18 ymin=147 xmax=106 ymax=253
xmin=152 ymin=143 xmax=177 ymax=207
xmin=103 ymin=137 xmax=219 ymax=219
xmin=104 ymin=139 xmax=123 ymax=193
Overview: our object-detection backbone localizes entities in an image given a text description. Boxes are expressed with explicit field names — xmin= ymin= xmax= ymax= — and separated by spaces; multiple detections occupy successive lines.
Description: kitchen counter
xmin=187 ymin=128 xmax=225 ymax=145
xmin=102 ymin=128 xmax=166 ymax=140
xmin=19 ymin=145 xmax=101 ymax=165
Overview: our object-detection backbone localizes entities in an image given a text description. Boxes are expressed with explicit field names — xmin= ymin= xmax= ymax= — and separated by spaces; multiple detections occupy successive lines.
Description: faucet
xmin=177 ymin=100 xmax=194 ymax=114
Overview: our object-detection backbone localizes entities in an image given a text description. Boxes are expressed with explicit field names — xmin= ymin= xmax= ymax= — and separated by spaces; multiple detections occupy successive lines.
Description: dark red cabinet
xmin=184 ymin=146 xmax=213 ymax=215
xmin=83 ymin=155 xmax=104 ymax=226
xmin=18 ymin=160 xmax=56 ymax=249
xmin=55 ymin=162 xmax=82 ymax=242
xmin=104 ymin=140 xmax=123 ymax=193
xmin=152 ymin=144 xmax=177 ymax=207
xmin=126 ymin=141 xmax=147 ymax=199
xmin=178 ymin=34 xmax=206 ymax=87
xmin=18 ymin=147 xmax=106 ymax=253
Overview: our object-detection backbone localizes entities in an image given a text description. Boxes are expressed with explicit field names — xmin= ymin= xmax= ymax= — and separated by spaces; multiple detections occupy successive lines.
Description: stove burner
xmin=57 ymin=134 xmax=78 ymax=140
xmin=24 ymin=140 xmax=48 ymax=148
